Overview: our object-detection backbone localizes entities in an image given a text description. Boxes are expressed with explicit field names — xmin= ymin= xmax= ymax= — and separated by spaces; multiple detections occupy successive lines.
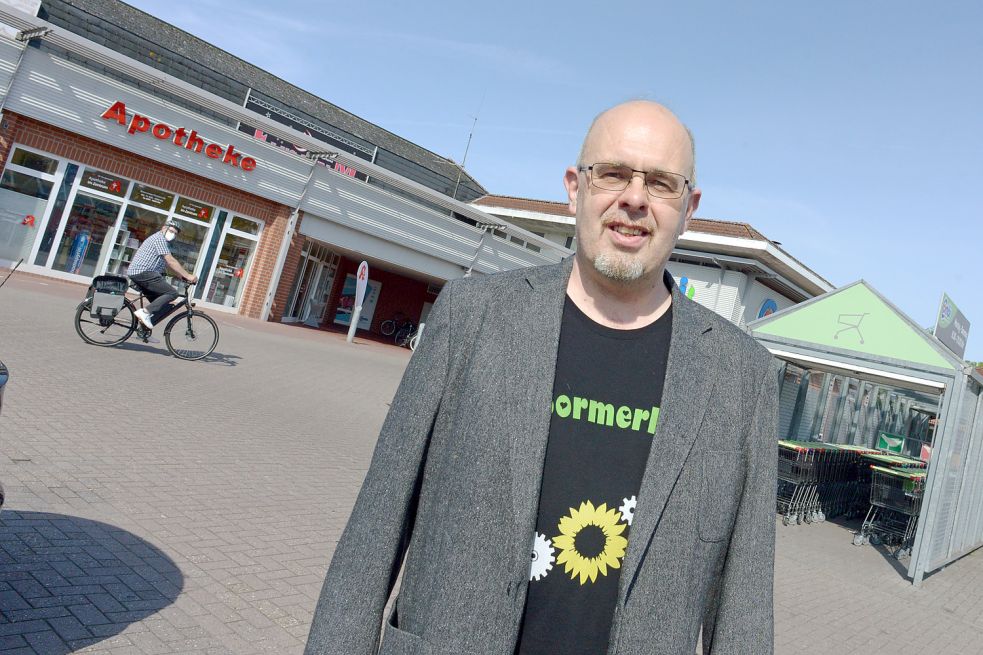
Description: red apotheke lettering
xmin=101 ymin=101 xmax=257 ymax=172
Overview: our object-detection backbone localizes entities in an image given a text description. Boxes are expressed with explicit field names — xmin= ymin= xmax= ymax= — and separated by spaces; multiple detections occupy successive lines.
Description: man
xmin=128 ymin=220 xmax=198 ymax=331
xmin=305 ymin=100 xmax=779 ymax=655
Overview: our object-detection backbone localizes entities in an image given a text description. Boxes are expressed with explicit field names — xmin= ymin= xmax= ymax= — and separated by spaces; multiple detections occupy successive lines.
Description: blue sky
xmin=125 ymin=0 xmax=982 ymax=362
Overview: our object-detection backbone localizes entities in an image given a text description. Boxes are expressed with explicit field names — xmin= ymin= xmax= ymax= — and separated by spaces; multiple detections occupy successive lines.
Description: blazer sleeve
xmin=304 ymin=282 xmax=454 ymax=655
xmin=703 ymin=358 xmax=780 ymax=655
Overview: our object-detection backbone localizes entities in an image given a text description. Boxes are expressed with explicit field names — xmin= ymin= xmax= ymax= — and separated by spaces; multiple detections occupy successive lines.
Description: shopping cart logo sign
xmin=877 ymin=432 xmax=905 ymax=454
xmin=834 ymin=312 xmax=869 ymax=345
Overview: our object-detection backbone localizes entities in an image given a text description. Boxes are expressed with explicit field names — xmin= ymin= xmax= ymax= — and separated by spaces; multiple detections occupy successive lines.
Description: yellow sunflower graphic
xmin=553 ymin=500 xmax=629 ymax=585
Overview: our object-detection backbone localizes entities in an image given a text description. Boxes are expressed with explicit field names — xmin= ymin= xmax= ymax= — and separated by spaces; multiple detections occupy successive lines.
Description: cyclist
xmin=129 ymin=220 xmax=198 ymax=332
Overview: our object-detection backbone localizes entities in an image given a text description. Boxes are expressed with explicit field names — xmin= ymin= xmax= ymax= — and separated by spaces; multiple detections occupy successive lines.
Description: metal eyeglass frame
xmin=578 ymin=163 xmax=692 ymax=199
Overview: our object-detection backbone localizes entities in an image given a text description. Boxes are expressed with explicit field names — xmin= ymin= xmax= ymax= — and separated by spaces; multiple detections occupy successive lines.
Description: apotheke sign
xmin=101 ymin=101 xmax=257 ymax=172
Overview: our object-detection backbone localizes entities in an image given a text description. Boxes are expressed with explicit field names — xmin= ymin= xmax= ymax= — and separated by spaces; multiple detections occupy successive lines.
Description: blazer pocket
xmin=379 ymin=624 xmax=431 ymax=655
xmin=381 ymin=605 xmax=431 ymax=655
xmin=698 ymin=449 xmax=746 ymax=543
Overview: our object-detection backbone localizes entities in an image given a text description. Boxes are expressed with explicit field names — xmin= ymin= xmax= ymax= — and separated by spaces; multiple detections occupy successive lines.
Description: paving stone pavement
xmin=2 ymin=273 xmax=983 ymax=654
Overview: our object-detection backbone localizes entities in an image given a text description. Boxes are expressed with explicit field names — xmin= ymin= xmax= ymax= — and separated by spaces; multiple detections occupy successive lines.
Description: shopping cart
xmin=853 ymin=465 xmax=927 ymax=558
xmin=777 ymin=441 xmax=839 ymax=525
xmin=777 ymin=441 xmax=882 ymax=526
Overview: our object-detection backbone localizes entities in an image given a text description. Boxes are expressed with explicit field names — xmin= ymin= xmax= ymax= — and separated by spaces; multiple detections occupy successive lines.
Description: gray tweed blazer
xmin=305 ymin=258 xmax=779 ymax=655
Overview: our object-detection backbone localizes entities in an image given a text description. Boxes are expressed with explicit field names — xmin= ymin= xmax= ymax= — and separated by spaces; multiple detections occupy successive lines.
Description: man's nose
xmin=618 ymin=174 xmax=649 ymax=214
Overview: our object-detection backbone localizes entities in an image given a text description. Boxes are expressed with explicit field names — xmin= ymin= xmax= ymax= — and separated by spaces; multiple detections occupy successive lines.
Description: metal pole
xmin=346 ymin=308 xmax=362 ymax=343
xmin=0 ymin=258 xmax=23 ymax=289
xmin=451 ymin=115 xmax=478 ymax=200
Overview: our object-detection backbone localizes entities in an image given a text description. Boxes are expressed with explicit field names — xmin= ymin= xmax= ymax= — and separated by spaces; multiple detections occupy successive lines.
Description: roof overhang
xmin=677 ymin=231 xmax=833 ymax=298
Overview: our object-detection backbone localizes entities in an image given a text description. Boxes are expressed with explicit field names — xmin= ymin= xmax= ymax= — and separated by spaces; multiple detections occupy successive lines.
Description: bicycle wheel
xmin=74 ymin=298 xmax=136 ymax=346
xmin=164 ymin=310 xmax=219 ymax=360
xmin=395 ymin=325 xmax=413 ymax=347
xmin=380 ymin=319 xmax=396 ymax=336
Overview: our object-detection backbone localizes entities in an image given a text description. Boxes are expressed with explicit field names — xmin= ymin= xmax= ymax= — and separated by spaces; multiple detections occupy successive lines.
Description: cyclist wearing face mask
xmin=128 ymin=220 xmax=199 ymax=331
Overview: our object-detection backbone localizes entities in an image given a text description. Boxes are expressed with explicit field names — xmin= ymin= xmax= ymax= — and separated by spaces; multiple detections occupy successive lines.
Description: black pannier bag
xmin=89 ymin=275 xmax=128 ymax=325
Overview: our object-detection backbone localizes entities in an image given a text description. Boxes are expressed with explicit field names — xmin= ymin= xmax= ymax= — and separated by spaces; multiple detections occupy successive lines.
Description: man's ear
xmin=564 ymin=166 xmax=580 ymax=215
xmin=680 ymin=186 xmax=701 ymax=236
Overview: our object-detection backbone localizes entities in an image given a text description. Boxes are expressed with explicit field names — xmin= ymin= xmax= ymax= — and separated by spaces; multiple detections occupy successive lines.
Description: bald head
xmin=577 ymin=101 xmax=697 ymax=185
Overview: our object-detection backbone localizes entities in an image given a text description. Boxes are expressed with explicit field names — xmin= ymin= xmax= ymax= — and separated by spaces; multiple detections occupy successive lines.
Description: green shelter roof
xmin=749 ymin=280 xmax=955 ymax=371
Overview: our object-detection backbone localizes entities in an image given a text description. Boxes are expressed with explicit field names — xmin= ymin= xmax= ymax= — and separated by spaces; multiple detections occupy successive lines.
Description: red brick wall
xmin=323 ymin=256 xmax=437 ymax=334
xmin=0 ymin=113 xmax=292 ymax=319
xmin=269 ymin=214 xmax=308 ymax=322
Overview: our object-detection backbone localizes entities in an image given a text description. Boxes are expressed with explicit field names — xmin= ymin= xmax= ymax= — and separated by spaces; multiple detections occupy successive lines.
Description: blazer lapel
xmin=618 ymin=272 xmax=716 ymax=601
xmin=506 ymin=258 xmax=573 ymax=543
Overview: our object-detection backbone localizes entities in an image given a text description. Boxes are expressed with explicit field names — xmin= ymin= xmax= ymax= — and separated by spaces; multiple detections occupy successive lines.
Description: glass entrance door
xmin=301 ymin=262 xmax=336 ymax=325
xmin=285 ymin=255 xmax=319 ymax=320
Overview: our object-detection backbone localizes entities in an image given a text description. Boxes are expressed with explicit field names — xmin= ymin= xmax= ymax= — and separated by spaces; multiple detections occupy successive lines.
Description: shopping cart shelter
xmin=748 ymin=280 xmax=983 ymax=585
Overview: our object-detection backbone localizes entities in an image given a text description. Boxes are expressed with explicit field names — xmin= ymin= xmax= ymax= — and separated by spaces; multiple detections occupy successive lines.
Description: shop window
xmin=230 ymin=216 xmax=261 ymax=235
xmin=0 ymin=170 xmax=53 ymax=263
xmin=0 ymin=169 xmax=53 ymax=199
xmin=11 ymin=149 xmax=59 ymax=175
xmin=33 ymin=164 xmax=79 ymax=266
xmin=50 ymin=192 xmax=122 ymax=277
xmin=106 ymin=205 xmax=168 ymax=275
xmin=206 ymin=232 xmax=257 ymax=308
xmin=168 ymin=218 xmax=210 ymax=279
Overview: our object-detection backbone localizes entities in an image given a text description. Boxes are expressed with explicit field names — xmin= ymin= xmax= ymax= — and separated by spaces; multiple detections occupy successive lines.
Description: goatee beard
xmin=592 ymin=252 xmax=644 ymax=282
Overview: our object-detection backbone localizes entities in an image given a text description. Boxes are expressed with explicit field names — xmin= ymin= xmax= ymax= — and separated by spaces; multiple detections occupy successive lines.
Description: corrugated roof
xmin=39 ymin=0 xmax=485 ymax=196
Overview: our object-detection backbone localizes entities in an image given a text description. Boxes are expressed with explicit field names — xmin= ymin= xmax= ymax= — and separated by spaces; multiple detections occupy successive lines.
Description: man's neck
xmin=565 ymin=257 xmax=672 ymax=330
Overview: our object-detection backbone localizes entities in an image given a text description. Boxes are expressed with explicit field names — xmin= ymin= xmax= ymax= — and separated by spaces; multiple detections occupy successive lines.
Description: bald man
xmin=306 ymin=101 xmax=779 ymax=655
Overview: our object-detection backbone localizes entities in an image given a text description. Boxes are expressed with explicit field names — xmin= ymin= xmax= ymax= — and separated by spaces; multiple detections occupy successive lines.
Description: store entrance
xmin=284 ymin=241 xmax=339 ymax=325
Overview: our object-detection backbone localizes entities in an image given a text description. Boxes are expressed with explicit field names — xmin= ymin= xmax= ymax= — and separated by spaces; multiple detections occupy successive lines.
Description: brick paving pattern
xmin=1 ymin=273 xmax=983 ymax=654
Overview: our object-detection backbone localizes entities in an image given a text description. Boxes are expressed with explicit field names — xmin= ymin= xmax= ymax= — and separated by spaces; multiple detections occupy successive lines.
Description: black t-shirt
xmin=516 ymin=296 xmax=672 ymax=655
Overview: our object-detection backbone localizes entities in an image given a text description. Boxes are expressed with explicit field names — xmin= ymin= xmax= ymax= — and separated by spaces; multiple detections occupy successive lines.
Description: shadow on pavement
xmin=114 ymin=341 xmax=241 ymax=366
xmin=0 ymin=510 xmax=183 ymax=653
xmin=825 ymin=516 xmax=912 ymax=580
xmin=201 ymin=351 xmax=241 ymax=367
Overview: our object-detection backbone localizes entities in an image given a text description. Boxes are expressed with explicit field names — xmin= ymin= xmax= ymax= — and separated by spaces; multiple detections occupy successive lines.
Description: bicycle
xmin=379 ymin=312 xmax=408 ymax=337
xmin=394 ymin=321 xmax=417 ymax=348
xmin=74 ymin=275 xmax=220 ymax=361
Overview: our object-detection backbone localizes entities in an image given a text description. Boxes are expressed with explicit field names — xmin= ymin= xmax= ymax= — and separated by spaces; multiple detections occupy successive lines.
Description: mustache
xmin=600 ymin=217 xmax=654 ymax=233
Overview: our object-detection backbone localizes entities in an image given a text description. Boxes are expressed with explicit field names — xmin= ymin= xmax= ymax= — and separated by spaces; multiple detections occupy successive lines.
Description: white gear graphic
xmin=529 ymin=532 xmax=555 ymax=581
xmin=619 ymin=496 xmax=637 ymax=526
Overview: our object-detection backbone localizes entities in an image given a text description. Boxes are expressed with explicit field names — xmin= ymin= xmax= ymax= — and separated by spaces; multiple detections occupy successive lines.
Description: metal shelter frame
xmin=748 ymin=280 xmax=983 ymax=585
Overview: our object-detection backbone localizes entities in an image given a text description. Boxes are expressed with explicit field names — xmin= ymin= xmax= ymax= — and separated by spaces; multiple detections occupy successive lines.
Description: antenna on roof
xmin=451 ymin=91 xmax=485 ymax=200
xmin=452 ymin=114 xmax=478 ymax=200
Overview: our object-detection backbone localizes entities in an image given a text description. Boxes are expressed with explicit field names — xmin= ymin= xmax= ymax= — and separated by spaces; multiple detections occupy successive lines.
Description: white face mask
xmin=164 ymin=231 xmax=177 ymax=242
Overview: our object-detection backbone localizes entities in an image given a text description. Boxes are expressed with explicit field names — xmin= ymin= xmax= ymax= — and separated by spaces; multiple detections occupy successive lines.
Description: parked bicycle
xmin=74 ymin=274 xmax=220 ymax=361
xmin=380 ymin=313 xmax=417 ymax=347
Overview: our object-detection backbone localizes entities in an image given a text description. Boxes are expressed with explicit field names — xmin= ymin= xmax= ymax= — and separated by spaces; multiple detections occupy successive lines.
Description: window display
xmin=50 ymin=192 xmax=123 ymax=276
xmin=4 ymin=143 xmax=264 ymax=311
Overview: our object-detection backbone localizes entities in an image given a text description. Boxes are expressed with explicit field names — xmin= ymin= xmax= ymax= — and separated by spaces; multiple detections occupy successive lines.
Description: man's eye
xmin=646 ymin=175 xmax=674 ymax=191
xmin=600 ymin=168 xmax=630 ymax=180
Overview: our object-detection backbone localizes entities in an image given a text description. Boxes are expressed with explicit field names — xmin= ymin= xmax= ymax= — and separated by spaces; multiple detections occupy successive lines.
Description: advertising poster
xmin=81 ymin=170 xmax=127 ymax=197
xmin=333 ymin=274 xmax=381 ymax=330
xmin=131 ymin=184 xmax=174 ymax=210
xmin=175 ymin=197 xmax=214 ymax=222
xmin=934 ymin=292 xmax=970 ymax=359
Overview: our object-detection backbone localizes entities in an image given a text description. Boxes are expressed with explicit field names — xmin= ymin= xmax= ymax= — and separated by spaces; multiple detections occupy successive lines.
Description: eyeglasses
xmin=578 ymin=163 xmax=691 ymax=199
